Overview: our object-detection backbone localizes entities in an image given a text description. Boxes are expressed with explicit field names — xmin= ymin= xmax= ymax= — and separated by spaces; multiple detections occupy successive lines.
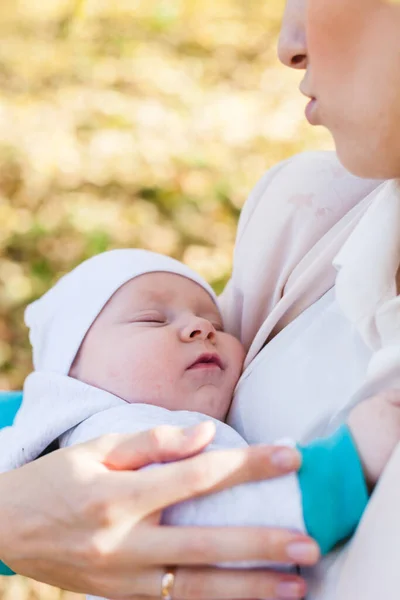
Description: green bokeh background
xmin=0 ymin=1 xmax=331 ymax=595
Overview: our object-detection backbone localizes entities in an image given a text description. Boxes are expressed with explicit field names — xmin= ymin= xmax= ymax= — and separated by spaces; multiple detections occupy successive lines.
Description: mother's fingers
xmin=115 ymin=567 xmax=307 ymax=600
xmin=121 ymin=444 xmax=300 ymax=514
xmin=173 ymin=568 xmax=306 ymax=600
xmin=86 ymin=423 xmax=217 ymax=471
xmin=117 ymin=526 xmax=320 ymax=567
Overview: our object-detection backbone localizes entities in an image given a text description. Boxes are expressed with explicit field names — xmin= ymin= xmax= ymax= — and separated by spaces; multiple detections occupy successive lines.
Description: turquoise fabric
xmin=0 ymin=392 xmax=22 ymax=427
xmin=0 ymin=391 xmax=22 ymax=576
xmin=298 ymin=424 xmax=369 ymax=555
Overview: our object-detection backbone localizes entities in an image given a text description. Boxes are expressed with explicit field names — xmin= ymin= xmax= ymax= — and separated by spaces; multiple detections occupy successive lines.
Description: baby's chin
xmin=114 ymin=382 xmax=232 ymax=421
xmin=184 ymin=386 xmax=232 ymax=421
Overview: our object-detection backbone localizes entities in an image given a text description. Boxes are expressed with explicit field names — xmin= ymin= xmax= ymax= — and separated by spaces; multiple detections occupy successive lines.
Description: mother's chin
xmin=330 ymin=126 xmax=400 ymax=182
xmin=304 ymin=0 xmax=400 ymax=182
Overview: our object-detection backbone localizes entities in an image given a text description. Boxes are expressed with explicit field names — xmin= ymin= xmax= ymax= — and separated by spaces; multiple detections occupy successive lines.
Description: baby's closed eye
xmin=130 ymin=311 xmax=167 ymax=324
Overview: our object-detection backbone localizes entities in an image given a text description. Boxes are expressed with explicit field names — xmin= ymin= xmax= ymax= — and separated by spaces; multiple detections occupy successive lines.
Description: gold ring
xmin=161 ymin=568 xmax=176 ymax=600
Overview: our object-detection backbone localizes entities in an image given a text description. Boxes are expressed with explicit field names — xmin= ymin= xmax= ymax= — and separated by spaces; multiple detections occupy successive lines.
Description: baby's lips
xmin=188 ymin=352 xmax=224 ymax=370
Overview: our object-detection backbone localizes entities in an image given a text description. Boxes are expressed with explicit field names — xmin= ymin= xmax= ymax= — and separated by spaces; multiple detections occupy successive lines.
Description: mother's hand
xmin=0 ymin=423 xmax=319 ymax=600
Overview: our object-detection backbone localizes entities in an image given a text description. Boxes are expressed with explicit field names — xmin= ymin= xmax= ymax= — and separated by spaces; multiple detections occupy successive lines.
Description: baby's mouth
xmin=188 ymin=353 xmax=224 ymax=370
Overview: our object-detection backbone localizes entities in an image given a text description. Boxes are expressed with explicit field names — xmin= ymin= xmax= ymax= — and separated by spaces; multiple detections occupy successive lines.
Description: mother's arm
xmin=336 ymin=440 xmax=400 ymax=600
xmin=0 ymin=393 xmax=318 ymax=600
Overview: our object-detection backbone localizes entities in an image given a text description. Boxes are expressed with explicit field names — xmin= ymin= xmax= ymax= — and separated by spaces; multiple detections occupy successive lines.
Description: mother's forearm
xmin=336 ymin=442 xmax=400 ymax=599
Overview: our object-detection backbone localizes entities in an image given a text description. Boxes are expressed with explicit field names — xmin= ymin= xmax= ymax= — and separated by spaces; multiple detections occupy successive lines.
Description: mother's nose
xmin=180 ymin=317 xmax=216 ymax=343
xmin=277 ymin=0 xmax=308 ymax=69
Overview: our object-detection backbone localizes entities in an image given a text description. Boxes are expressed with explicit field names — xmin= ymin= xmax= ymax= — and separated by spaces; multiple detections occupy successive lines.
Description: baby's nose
xmin=182 ymin=317 xmax=216 ymax=343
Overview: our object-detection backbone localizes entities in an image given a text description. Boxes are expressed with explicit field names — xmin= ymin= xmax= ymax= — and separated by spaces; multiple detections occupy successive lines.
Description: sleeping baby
xmin=1 ymin=249 xmax=400 ymax=600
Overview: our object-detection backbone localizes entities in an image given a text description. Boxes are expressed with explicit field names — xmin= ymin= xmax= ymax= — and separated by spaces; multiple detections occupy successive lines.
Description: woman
xmin=300 ymin=0 xmax=400 ymax=597
xmin=1 ymin=1 xmax=399 ymax=599
xmin=221 ymin=0 xmax=400 ymax=598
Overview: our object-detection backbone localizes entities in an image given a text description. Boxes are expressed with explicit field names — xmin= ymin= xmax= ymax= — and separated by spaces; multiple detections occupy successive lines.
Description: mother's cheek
xmin=307 ymin=0 xmax=370 ymax=73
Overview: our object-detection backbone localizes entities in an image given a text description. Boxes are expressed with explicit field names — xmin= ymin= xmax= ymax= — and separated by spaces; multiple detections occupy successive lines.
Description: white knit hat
xmin=25 ymin=249 xmax=218 ymax=375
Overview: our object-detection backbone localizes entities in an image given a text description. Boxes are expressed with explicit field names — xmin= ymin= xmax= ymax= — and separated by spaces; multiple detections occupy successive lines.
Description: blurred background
xmin=0 ymin=0 xmax=331 ymax=597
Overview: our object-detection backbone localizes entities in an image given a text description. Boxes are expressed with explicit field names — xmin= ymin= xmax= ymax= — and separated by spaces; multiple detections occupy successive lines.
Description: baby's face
xmin=71 ymin=272 xmax=245 ymax=420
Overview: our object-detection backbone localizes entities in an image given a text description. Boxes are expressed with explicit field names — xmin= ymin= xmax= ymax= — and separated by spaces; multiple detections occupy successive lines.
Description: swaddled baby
xmin=2 ymin=249 xmax=400 ymax=600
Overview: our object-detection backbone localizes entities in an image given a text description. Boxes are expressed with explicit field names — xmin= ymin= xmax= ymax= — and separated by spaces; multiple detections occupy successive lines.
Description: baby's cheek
xmin=119 ymin=355 xmax=150 ymax=385
xmin=114 ymin=351 xmax=176 ymax=404
xmin=98 ymin=363 xmax=126 ymax=398
xmin=105 ymin=363 xmax=123 ymax=381
xmin=228 ymin=340 xmax=246 ymax=379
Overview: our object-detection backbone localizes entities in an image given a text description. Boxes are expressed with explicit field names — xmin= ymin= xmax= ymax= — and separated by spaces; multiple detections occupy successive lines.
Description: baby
xmin=1 ymin=249 xmax=400 ymax=599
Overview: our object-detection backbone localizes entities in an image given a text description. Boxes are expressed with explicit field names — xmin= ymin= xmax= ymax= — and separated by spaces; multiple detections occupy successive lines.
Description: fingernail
xmin=276 ymin=581 xmax=304 ymax=599
xmin=287 ymin=541 xmax=319 ymax=563
xmin=271 ymin=448 xmax=297 ymax=469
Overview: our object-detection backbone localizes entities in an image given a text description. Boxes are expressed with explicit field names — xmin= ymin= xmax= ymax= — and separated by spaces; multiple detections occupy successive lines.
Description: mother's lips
xmin=188 ymin=353 xmax=224 ymax=370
